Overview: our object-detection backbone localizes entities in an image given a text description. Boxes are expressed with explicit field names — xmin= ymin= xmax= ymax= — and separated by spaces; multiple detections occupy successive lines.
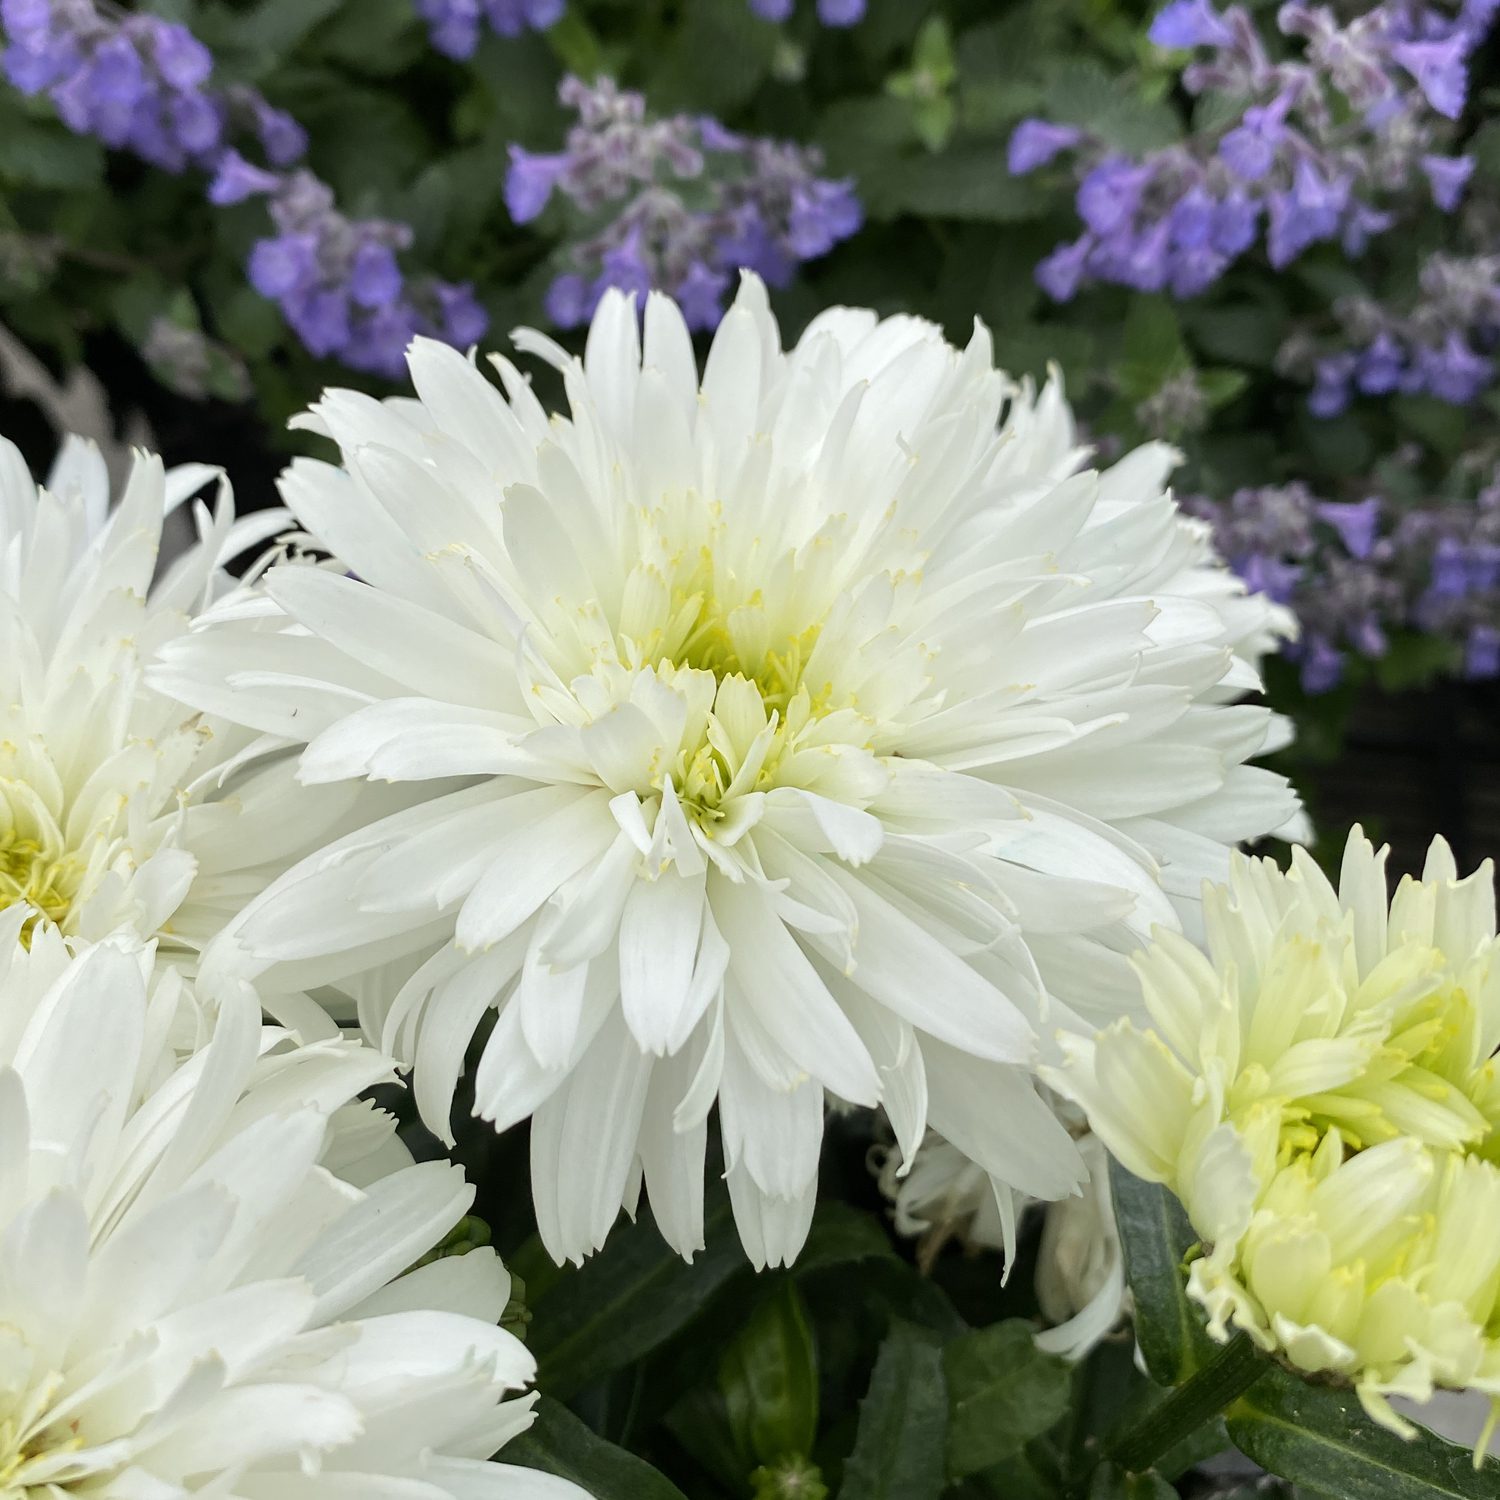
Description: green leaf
xmin=1044 ymin=59 xmax=1182 ymax=153
xmin=867 ymin=146 xmax=1043 ymax=222
xmin=1198 ymin=369 xmax=1249 ymax=410
xmin=0 ymin=117 xmax=104 ymax=189
xmin=945 ymin=1322 xmax=1072 ymax=1479
xmin=1228 ymin=1365 xmax=1500 ymax=1500
xmin=1109 ymin=1161 xmax=1218 ymax=1386
xmin=794 ymin=1202 xmax=898 ymax=1275
xmin=528 ymin=1190 xmax=748 ymax=1401
xmin=837 ymin=1321 xmax=948 ymax=1500
xmin=719 ymin=1281 xmax=820 ymax=1471
xmin=507 ymin=1395 xmax=690 ymax=1500
xmin=1087 ymin=1462 xmax=1179 ymax=1499
xmin=1117 ymin=298 xmax=1190 ymax=402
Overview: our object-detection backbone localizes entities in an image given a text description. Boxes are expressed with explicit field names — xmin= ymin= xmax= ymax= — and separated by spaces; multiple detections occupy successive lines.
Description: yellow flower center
xmin=0 ymin=829 xmax=82 ymax=946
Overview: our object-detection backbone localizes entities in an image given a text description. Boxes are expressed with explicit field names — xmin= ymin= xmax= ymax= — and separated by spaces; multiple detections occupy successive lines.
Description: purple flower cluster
xmin=747 ymin=0 xmax=867 ymax=23
xmin=506 ymin=76 xmax=861 ymax=331
xmin=1010 ymin=0 xmax=1496 ymax=303
xmin=1188 ymin=473 xmax=1500 ymax=690
xmin=211 ymin=156 xmax=486 ymax=378
xmin=1 ymin=0 xmax=304 ymax=172
xmin=1287 ymin=252 xmax=1499 ymax=413
xmin=413 ymin=0 xmax=563 ymax=61
xmin=3 ymin=0 xmax=487 ymax=377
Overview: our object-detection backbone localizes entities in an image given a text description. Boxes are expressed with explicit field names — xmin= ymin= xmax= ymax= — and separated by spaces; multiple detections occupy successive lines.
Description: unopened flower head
xmin=1054 ymin=825 xmax=1500 ymax=1437
xmin=0 ymin=432 xmax=332 ymax=953
xmin=0 ymin=919 xmax=586 ymax=1497
xmin=154 ymin=274 xmax=1298 ymax=1269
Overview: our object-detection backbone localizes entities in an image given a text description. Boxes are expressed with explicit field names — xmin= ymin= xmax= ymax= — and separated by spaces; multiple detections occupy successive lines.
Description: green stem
xmin=1103 ymin=1333 xmax=1264 ymax=1478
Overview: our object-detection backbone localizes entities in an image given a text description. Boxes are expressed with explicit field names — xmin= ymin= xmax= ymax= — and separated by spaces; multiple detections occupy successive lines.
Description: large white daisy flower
xmin=154 ymin=275 xmax=1299 ymax=1268
xmin=0 ymin=908 xmax=583 ymax=1498
xmin=0 ymin=433 xmax=363 ymax=956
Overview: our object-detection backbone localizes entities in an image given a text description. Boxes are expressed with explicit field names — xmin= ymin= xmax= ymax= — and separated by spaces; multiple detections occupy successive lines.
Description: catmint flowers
xmin=211 ymin=157 xmax=487 ymax=377
xmin=506 ymin=76 xmax=861 ymax=330
xmin=1286 ymin=252 xmax=1498 ymax=414
xmin=1 ymin=0 xmax=302 ymax=171
xmin=747 ymin=0 xmax=868 ymax=23
xmin=413 ymin=0 xmax=563 ymax=60
xmin=1188 ymin=469 xmax=1500 ymax=691
xmin=1011 ymin=0 xmax=1493 ymax=303
xmin=3 ymin=0 xmax=487 ymax=377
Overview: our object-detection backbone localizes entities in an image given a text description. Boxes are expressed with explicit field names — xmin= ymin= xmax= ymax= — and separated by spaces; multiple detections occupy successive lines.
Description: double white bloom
xmin=154 ymin=274 xmax=1299 ymax=1267
xmin=0 ymin=917 xmax=582 ymax=1497
xmin=1055 ymin=829 xmax=1500 ymax=1438
xmin=0 ymin=435 xmax=346 ymax=954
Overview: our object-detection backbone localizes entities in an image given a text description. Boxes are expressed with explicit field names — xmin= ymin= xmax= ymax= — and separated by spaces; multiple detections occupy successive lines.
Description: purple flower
xmin=1355 ymin=332 xmax=1404 ymax=395
xmin=207 ymin=148 xmax=281 ymax=204
xmin=433 ymin=282 xmax=488 ymax=346
xmin=150 ymin=22 xmax=212 ymax=90
xmin=1465 ymin=625 xmax=1500 ymax=680
xmin=350 ymin=240 xmax=403 ymax=309
xmin=1035 ymin=236 xmax=1092 ymax=302
xmin=786 ymin=177 xmax=862 ymax=258
xmin=1308 ymin=353 xmax=1356 ymax=417
xmin=1169 ymin=244 xmax=1229 ymax=296
xmin=674 ymin=261 xmax=731 ymax=330
xmin=248 ymin=232 xmax=318 ymax=299
xmin=1007 ymin=119 xmax=1083 ymax=175
xmin=1266 ymin=160 xmax=1349 ymax=267
xmin=169 ymin=91 xmax=222 ymax=155
xmin=1148 ymin=0 xmax=1234 ymax=49
xmin=1299 ymin=633 xmax=1345 ymax=693
xmin=544 ymin=272 xmax=593 ymax=327
xmin=595 ymin=231 xmax=652 ymax=303
xmin=1340 ymin=201 xmax=1395 ymax=256
xmin=1217 ymin=96 xmax=1291 ymax=182
xmin=1416 ymin=333 xmax=1493 ymax=404
xmin=1239 ymin=552 xmax=1303 ymax=605
xmin=1210 ymin=190 xmax=1259 ymax=255
xmin=1391 ymin=36 xmax=1470 ymax=118
xmin=285 ymin=287 xmax=352 ymax=358
xmin=253 ymin=103 xmax=307 ymax=167
xmin=1318 ymin=497 xmax=1381 ymax=558
xmin=0 ymin=0 xmax=49 ymax=36
xmin=1420 ymin=153 xmax=1474 ymax=211
xmin=1076 ymin=157 xmax=1149 ymax=236
xmin=817 ymin=0 xmax=867 ymax=26
xmin=87 ymin=33 xmax=146 ymax=105
xmin=1429 ymin=536 xmax=1472 ymax=597
xmin=505 ymin=146 xmax=568 ymax=223
xmin=748 ymin=0 xmax=796 ymax=17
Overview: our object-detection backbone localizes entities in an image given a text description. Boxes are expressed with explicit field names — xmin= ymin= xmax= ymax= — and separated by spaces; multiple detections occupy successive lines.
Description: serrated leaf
xmin=837 ymin=1321 xmax=948 ymax=1500
xmin=1227 ymin=1365 xmax=1500 ymax=1500
xmin=507 ymin=1395 xmax=690 ymax=1500
xmin=1109 ymin=1162 xmax=1218 ymax=1386
xmin=527 ymin=1189 xmax=749 ymax=1402
xmin=719 ymin=1281 xmax=820 ymax=1470
xmin=945 ymin=1322 xmax=1072 ymax=1479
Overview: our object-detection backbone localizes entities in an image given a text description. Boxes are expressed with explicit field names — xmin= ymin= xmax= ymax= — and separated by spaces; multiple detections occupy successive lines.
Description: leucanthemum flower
xmin=0 ymin=433 xmax=357 ymax=957
xmin=0 ymin=907 xmax=584 ymax=1498
xmin=155 ymin=274 xmax=1299 ymax=1267
xmin=1053 ymin=827 xmax=1500 ymax=1438
xmin=874 ymin=1126 xmax=1126 ymax=1359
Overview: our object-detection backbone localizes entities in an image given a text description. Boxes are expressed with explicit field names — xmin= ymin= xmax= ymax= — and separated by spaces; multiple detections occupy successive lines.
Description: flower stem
xmin=1104 ymin=1333 xmax=1264 ymax=1477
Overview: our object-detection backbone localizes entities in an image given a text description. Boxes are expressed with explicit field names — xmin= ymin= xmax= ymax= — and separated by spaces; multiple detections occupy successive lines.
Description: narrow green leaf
xmin=837 ymin=1321 xmax=948 ymax=1500
xmin=507 ymin=1395 xmax=690 ymax=1500
xmin=719 ymin=1281 xmax=820 ymax=1470
xmin=945 ymin=1321 xmax=1072 ymax=1479
xmin=1109 ymin=1161 xmax=1217 ymax=1386
xmin=529 ymin=1191 xmax=748 ymax=1401
xmin=1228 ymin=1365 xmax=1500 ymax=1500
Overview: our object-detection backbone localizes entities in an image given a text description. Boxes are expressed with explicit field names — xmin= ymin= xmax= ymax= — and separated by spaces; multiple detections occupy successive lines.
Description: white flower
xmin=0 ymin=433 xmax=350 ymax=955
xmin=0 ymin=907 xmax=584 ymax=1498
xmin=874 ymin=1126 xmax=1126 ymax=1359
xmin=155 ymin=275 xmax=1299 ymax=1267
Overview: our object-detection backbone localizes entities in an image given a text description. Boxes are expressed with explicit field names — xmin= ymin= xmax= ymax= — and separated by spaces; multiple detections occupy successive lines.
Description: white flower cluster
xmin=1 ymin=271 xmax=1299 ymax=1474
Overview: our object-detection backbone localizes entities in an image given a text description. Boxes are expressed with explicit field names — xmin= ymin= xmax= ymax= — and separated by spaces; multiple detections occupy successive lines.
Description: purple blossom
xmin=1149 ymin=0 xmax=1235 ymax=50
xmin=1355 ymin=331 xmax=1405 ymax=394
xmin=1035 ymin=237 xmax=1092 ymax=301
xmin=1076 ymin=158 xmax=1150 ymax=235
xmin=1416 ymin=332 xmax=1493 ymax=402
xmin=748 ymin=0 xmax=867 ymax=22
xmin=1420 ymin=152 xmax=1473 ymax=210
xmin=512 ymin=76 xmax=861 ymax=330
xmin=207 ymin=148 xmax=280 ymax=205
xmin=1318 ymin=497 xmax=1381 ymax=557
xmin=414 ymin=0 xmax=563 ymax=59
xmin=1391 ymin=35 xmax=1470 ymax=117
xmin=1006 ymin=119 xmax=1083 ymax=175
